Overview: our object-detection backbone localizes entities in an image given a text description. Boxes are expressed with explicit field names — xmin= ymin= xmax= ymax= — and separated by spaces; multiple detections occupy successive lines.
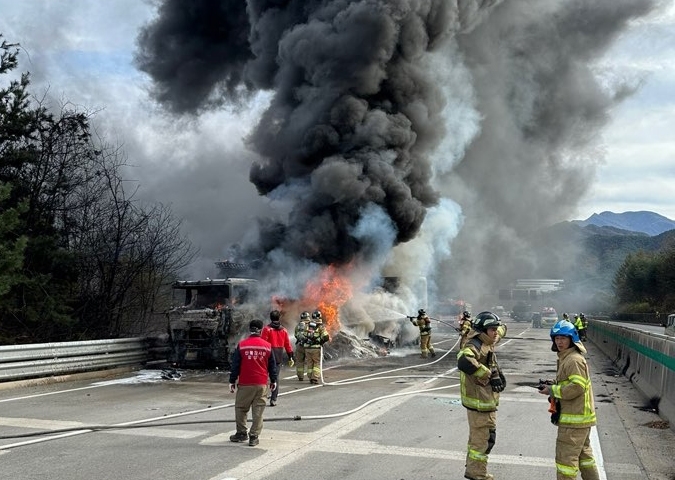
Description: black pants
xmin=269 ymin=361 xmax=281 ymax=401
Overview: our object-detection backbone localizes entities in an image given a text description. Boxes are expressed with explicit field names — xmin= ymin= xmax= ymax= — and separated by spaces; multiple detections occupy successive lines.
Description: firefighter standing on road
xmin=410 ymin=309 xmax=436 ymax=358
xmin=456 ymin=311 xmax=507 ymax=480
xmin=303 ymin=310 xmax=330 ymax=384
xmin=261 ymin=310 xmax=294 ymax=406
xmin=294 ymin=311 xmax=311 ymax=381
xmin=574 ymin=313 xmax=587 ymax=342
xmin=228 ymin=319 xmax=277 ymax=447
xmin=538 ymin=320 xmax=600 ymax=480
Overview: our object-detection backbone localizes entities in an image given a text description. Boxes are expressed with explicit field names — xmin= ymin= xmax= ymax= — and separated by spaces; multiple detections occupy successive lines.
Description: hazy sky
xmin=1 ymin=0 xmax=673 ymax=289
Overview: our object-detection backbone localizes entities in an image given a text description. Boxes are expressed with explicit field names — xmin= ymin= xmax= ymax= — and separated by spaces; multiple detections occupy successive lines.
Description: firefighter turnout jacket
xmin=303 ymin=322 xmax=329 ymax=348
xmin=456 ymin=331 xmax=502 ymax=412
xmin=294 ymin=319 xmax=309 ymax=345
xmin=550 ymin=344 xmax=596 ymax=428
xmin=412 ymin=314 xmax=432 ymax=335
xmin=574 ymin=316 xmax=584 ymax=332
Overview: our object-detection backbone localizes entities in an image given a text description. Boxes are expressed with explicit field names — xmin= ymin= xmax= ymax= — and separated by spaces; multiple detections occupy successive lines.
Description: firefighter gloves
xmin=489 ymin=370 xmax=506 ymax=392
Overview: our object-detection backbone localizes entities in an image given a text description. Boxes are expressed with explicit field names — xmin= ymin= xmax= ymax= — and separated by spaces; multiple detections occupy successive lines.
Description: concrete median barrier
xmin=588 ymin=319 xmax=674 ymax=430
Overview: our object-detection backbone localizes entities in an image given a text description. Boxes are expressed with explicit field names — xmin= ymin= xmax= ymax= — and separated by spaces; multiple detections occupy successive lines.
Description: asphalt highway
xmin=0 ymin=320 xmax=673 ymax=480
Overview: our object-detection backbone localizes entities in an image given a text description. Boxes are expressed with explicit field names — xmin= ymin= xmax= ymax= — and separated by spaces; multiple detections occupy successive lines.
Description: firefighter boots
xmin=229 ymin=431 xmax=248 ymax=443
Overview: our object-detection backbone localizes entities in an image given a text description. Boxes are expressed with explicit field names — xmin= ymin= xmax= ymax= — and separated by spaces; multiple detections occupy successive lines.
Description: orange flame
xmin=301 ymin=264 xmax=353 ymax=335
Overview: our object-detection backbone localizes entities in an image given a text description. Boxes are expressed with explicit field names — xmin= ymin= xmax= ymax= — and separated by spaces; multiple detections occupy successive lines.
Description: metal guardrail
xmin=0 ymin=338 xmax=149 ymax=382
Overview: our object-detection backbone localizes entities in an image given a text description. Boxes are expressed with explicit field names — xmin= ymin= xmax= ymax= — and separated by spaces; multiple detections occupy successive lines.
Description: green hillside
xmin=526 ymin=222 xmax=675 ymax=311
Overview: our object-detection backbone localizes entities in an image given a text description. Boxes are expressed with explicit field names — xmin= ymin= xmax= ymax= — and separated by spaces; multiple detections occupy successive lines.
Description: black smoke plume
xmin=135 ymin=0 xmax=505 ymax=269
xmin=136 ymin=0 xmax=662 ymax=305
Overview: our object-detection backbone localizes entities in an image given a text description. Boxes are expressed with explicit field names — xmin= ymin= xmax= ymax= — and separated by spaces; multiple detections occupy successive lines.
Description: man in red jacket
xmin=261 ymin=310 xmax=294 ymax=406
xmin=229 ymin=319 xmax=277 ymax=447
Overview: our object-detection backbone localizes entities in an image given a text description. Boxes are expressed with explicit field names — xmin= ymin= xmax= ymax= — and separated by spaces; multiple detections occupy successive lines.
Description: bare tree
xmin=71 ymin=139 xmax=196 ymax=337
xmin=2 ymin=36 xmax=195 ymax=341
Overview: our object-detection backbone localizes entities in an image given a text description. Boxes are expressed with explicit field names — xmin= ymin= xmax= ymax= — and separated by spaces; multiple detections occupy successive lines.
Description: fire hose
xmin=1 ymin=326 xmax=463 ymax=446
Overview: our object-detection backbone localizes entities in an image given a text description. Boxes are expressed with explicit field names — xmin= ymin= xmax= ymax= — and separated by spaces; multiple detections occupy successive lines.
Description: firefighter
xmin=410 ymin=309 xmax=436 ymax=358
xmin=303 ymin=310 xmax=330 ymax=384
xmin=294 ymin=311 xmax=311 ymax=380
xmin=456 ymin=311 xmax=507 ymax=480
xmin=261 ymin=310 xmax=294 ymax=406
xmin=574 ymin=313 xmax=587 ymax=342
xmin=459 ymin=310 xmax=473 ymax=347
xmin=538 ymin=320 xmax=600 ymax=480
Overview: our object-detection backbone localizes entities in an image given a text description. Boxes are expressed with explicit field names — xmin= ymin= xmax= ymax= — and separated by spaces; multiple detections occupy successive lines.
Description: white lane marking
xmin=208 ymin=383 xmax=425 ymax=480
xmin=107 ymin=427 xmax=206 ymax=439
xmin=591 ymin=425 xmax=608 ymax=480
xmin=0 ymin=416 xmax=205 ymax=439
xmin=0 ymin=369 xmax=168 ymax=403
xmin=0 ymin=402 xmax=232 ymax=450
xmin=0 ymin=417 xmax=85 ymax=429
xmin=1 ymin=430 xmax=94 ymax=449
xmin=0 ymin=385 xmax=104 ymax=403
xmin=205 ymin=417 xmax=637 ymax=479
xmin=424 ymin=367 xmax=457 ymax=384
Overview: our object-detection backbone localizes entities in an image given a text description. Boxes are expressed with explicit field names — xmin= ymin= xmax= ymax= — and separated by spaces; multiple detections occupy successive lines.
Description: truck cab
xmin=511 ymin=302 xmax=531 ymax=322
xmin=166 ymin=278 xmax=260 ymax=368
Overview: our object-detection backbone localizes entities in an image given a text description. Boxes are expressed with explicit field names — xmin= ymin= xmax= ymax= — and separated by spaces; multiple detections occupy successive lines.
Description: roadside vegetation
xmin=613 ymin=249 xmax=675 ymax=318
xmin=0 ymin=37 xmax=195 ymax=344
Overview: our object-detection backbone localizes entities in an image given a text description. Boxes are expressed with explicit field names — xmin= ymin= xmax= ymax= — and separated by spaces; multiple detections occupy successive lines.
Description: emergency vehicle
xmin=540 ymin=307 xmax=559 ymax=328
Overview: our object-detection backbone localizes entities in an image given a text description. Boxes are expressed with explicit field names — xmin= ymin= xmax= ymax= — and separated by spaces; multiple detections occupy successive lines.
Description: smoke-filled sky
xmin=1 ymin=0 xmax=673 ymax=311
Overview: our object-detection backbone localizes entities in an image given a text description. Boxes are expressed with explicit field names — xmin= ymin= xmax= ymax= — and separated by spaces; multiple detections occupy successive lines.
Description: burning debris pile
xmin=323 ymin=330 xmax=386 ymax=361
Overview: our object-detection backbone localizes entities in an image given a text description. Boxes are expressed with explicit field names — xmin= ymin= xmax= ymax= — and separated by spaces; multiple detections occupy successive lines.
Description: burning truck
xmin=165 ymin=262 xmax=426 ymax=368
xmin=165 ymin=277 xmax=262 ymax=368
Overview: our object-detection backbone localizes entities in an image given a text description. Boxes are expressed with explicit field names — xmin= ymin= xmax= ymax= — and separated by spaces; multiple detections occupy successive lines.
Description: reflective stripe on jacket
xmin=412 ymin=315 xmax=432 ymax=336
xmin=304 ymin=325 xmax=329 ymax=348
xmin=456 ymin=334 xmax=499 ymax=412
xmin=294 ymin=321 xmax=309 ymax=344
xmin=550 ymin=348 xmax=596 ymax=428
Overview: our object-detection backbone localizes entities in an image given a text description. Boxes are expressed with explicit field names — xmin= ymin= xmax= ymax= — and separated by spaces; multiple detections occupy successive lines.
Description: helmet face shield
xmin=472 ymin=311 xmax=502 ymax=332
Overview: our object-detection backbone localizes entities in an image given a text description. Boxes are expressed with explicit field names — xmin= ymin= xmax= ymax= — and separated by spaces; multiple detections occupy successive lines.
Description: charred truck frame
xmin=166 ymin=278 xmax=259 ymax=368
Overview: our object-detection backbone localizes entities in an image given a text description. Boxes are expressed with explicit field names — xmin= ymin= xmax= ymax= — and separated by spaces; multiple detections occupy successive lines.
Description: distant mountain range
xmin=518 ymin=211 xmax=675 ymax=311
xmin=572 ymin=211 xmax=675 ymax=236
